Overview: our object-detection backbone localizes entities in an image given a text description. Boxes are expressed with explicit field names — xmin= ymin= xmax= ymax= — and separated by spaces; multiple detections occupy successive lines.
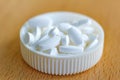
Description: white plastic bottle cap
xmin=20 ymin=12 xmax=104 ymax=75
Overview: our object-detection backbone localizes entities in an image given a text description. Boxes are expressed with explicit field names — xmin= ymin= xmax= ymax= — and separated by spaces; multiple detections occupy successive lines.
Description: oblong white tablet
xmin=24 ymin=32 xmax=35 ymax=45
xmin=39 ymin=34 xmax=50 ymax=42
xmin=37 ymin=35 xmax=61 ymax=50
xmin=68 ymin=27 xmax=82 ymax=45
xmin=34 ymin=26 xmax=41 ymax=41
xmin=59 ymin=46 xmax=84 ymax=54
xmin=49 ymin=27 xmax=60 ymax=37
xmin=41 ymin=26 xmax=54 ymax=37
xmin=61 ymin=35 xmax=70 ymax=46
xmin=58 ymin=23 xmax=72 ymax=33
xmin=86 ymin=39 xmax=98 ymax=50
xmin=86 ymin=34 xmax=98 ymax=50
xmin=27 ymin=26 xmax=41 ymax=41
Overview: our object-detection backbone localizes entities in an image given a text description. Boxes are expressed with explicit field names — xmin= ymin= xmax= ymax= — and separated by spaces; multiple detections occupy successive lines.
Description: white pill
xmin=39 ymin=34 xmax=50 ymax=42
xmin=61 ymin=35 xmax=70 ymax=46
xmin=40 ymin=27 xmax=62 ymax=41
xmin=34 ymin=26 xmax=41 ymax=41
xmin=58 ymin=23 xmax=72 ymax=33
xmin=49 ymin=27 xmax=60 ymax=37
xmin=33 ymin=34 xmax=50 ymax=50
xmin=68 ymin=27 xmax=82 ymax=45
xmin=27 ymin=26 xmax=41 ymax=41
xmin=86 ymin=39 xmax=98 ymax=50
xmin=86 ymin=34 xmax=98 ymax=50
xmin=50 ymin=48 xmax=58 ymax=55
xmin=37 ymin=35 xmax=61 ymax=50
xmin=28 ymin=17 xmax=53 ymax=27
xmin=72 ymin=19 xmax=91 ymax=26
xmin=42 ymin=26 xmax=54 ymax=36
xmin=24 ymin=32 xmax=35 ymax=45
xmin=59 ymin=46 xmax=84 ymax=54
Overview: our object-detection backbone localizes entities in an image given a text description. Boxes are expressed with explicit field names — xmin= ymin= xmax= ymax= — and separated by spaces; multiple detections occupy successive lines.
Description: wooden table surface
xmin=0 ymin=0 xmax=120 ymax=80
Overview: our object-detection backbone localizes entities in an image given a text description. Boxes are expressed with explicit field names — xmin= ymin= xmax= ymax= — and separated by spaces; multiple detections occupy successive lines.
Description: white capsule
xmin=39 ymin=34 xmax=50 ymax=42
xmin=40 ymin=28 xmax=62 ymax=42
xmin=42 ymin=26 xmax=64 ymax=38
xmin=28 ymin=17 xmax=53 ymax=27
xmin=86 ymin=39 xmax=98 ymax=50
xmin=68 ymin=27 xmax=82 ymax=45
xmin=50 ymin=48 xmax=58 ymax=55
xmin=27 ymin=26 xmax=41 ymax=41
xmin=42 ymin=26 xmax=54 ymax=36
xmin=33 ymin=34 xmax=50 ymax=50
xmin=72 ymin=19 xmax=92 ymax=26
xmin=37 ymin=35 xmax=61 ymax=50
xmin=24 ymin=32 xmax=35 ymax=45
xmin=49 ymin=27 xmax=60 ymax=37
xmin=59 ymin=46 xmax=84 ymax=54
xmin=34 ymin=26 xmax=41 ymax=41
xmin=61 ymin=35 xmax=70 ymax=46
xmin=58 ymin=23 xmax=72 ymax=33
xmin=86 ymin=34 xmax=98 ymax=50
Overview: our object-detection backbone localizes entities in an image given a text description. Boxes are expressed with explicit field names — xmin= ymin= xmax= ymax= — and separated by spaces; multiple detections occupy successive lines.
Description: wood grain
xmin=0 ymin=0 xmax=120 ymax=80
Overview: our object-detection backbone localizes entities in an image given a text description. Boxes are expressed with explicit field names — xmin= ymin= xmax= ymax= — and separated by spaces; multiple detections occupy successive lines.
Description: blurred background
xmin=0 ymin=0 xmax=120 ymax=80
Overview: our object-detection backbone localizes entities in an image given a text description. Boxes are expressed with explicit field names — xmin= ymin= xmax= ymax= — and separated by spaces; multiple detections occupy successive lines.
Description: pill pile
xmin=23 ymin=17 xmax=99 ymax=55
